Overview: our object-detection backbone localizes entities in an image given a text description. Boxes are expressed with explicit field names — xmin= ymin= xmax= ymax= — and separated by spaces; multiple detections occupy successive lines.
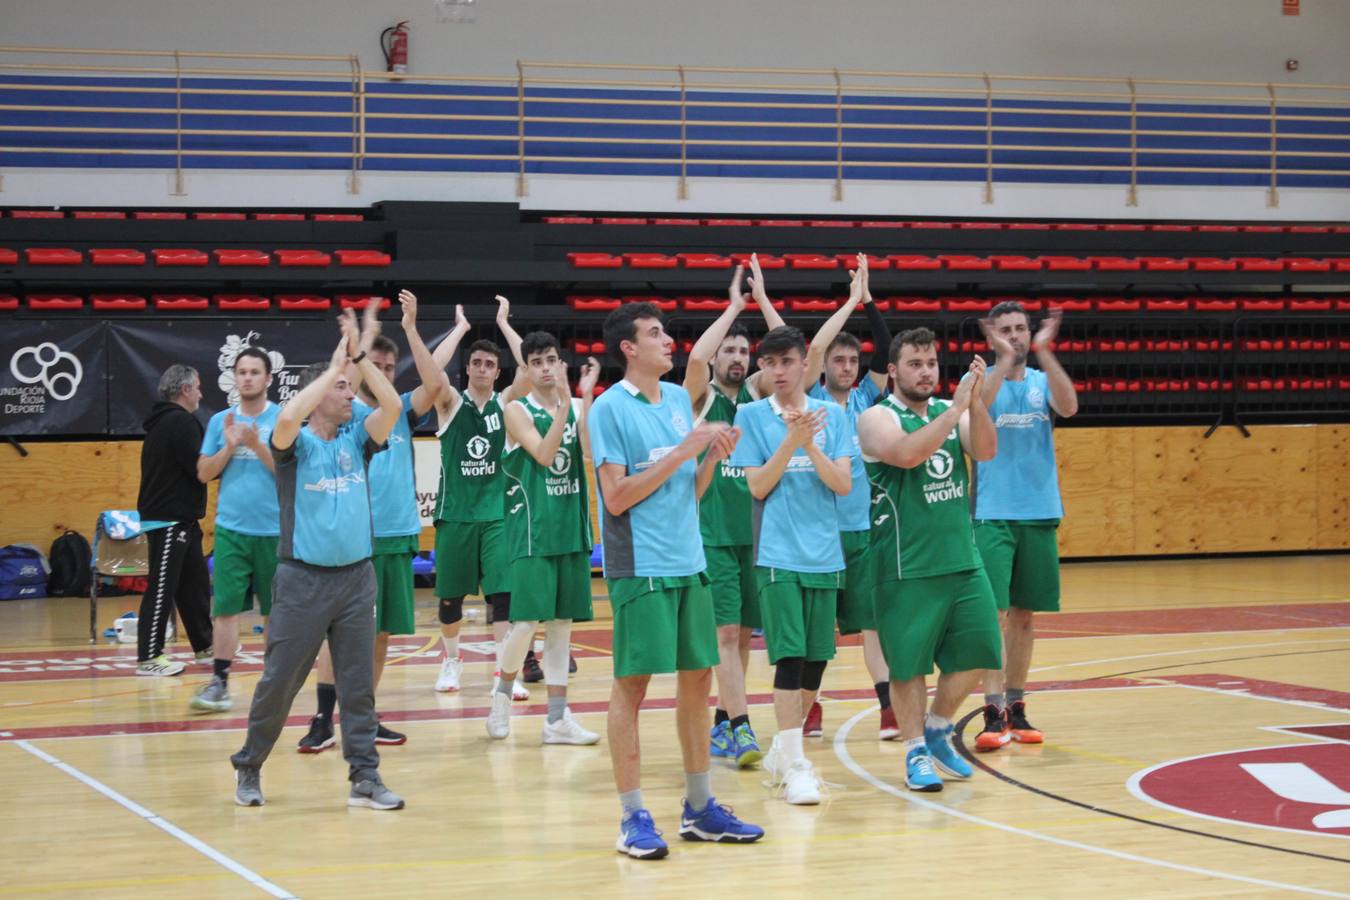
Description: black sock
xmin=213 ymin=658 xmax=231 ymax=683
xmin=715 ymin=708 xmax=730 ymax=726
xmin=317 ymin=682 xmax=337 ymax=719
xmin=875 ymin=681 xmax=891 ymax=709
xmin=730 ymin=714 xmax=749 ymax=731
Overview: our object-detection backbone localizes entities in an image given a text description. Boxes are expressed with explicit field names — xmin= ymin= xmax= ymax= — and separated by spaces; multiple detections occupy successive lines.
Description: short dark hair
xmin=234 ymin=346 xmax=271 ymax=375
xmin=520 ymin=331 xmax=560 ymax=361
xmin=988 ymin=300 xmax=1028 ymax=322
xmin=758 ymin=325 xmax=807 ymax=359
xmin=721 ymin=322 xmax=750 ymax=344
xmin=465 ymin=339 xmax=502 ymax=363
xmin=602 ymin=302 xmax=663 ymax=366
xmin=370 ymin=335 xmax=398 ymax=358
xmin=889 ymin=327 xmax=938 ymax=364
xmin=297 ymin=362 xmax=328 ymax=390
xmin=827 ymin=332 xmax=861 ymax=355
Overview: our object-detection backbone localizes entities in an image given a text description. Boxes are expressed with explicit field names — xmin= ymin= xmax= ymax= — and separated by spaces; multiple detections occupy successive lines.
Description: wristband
xmin=348 ymin=351 xmax=367 ymax=364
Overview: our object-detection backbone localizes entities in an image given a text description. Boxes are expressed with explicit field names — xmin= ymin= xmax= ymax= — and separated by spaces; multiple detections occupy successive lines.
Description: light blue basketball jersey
xmin=353 ymin=392 xmax=425 ymax=538
xmin=200 ymin=402 xmax=281 ymax=536
xmin=808 ymin=378 xmax=882 ymax=532
xmin=731 ymin=395 xmax=851 ymax=573
xmin=588 ymin=380 xmax=706 ymax=579
xmin=973 ymin=367 xmax=1064 ymax=521
xmin=274 ymin=416 xmax=383 ymax=567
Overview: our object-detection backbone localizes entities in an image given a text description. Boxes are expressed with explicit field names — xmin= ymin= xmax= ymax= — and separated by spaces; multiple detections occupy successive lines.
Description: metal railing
xmin=1 ymin=46 xmax=1348 ymax=204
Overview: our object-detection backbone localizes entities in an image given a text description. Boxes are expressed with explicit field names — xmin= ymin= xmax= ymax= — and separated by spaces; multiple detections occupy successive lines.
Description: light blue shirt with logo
xmin=200 ymin=402 xmax=281 ymax=536
xmin=274 ymin=416 xmax=384 ymax=567
xmin=731 ymin=395 xmax=851 ymax=573
xmin=808 ymin=378 xmax=882 ymax=532
xmin=588 ymin=380 xmax=705 ymax=579
xmin=973 ymin=367 xmax=1063 ymax=521
xmin=353 ymin=392 xmax=426 ymax=538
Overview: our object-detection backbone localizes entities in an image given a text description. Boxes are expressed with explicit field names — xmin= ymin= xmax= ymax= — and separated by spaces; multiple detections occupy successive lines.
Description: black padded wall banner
xmin=0 ymin=320 xmax=109 ymax=436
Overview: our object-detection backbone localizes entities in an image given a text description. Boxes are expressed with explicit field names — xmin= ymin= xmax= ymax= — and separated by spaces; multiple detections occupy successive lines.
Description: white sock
xmin=905 ymin=737 xmax=925 ymax=754
xmin=925 ymin=712 xmax=952 ymax=732
xmin=778 ymin=727 xmax=805 ymax=763
xmin=441 ymin=634 xmax=459 ymax=660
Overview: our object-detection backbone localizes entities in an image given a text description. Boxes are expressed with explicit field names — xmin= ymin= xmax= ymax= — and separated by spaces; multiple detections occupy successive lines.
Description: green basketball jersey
xmin=435 ymin=391 xmax=506 ymax=524
xmin=502 ymin=394 xmax=593 ymax=559
xmin=864 ymin=396 xmax=982 ymax=582
xmin=697 ymin=382 xmax=756 ymax=547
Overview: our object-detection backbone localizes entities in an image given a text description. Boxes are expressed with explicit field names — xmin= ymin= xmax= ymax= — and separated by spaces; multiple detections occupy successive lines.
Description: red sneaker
xmin=1009 ymin=700 xmax=1044 ymax=744
xmin=878 ymin=705 xmax=900 ymax=741
xmin=802 ymin=701 xmax=823 ymax=738
xmin=973 ymin=704 xmax=1011 ymax=752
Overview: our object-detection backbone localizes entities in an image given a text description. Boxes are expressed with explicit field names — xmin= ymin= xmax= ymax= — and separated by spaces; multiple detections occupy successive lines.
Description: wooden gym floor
xmin=0 ymin=554 xmax=1347 ymax=898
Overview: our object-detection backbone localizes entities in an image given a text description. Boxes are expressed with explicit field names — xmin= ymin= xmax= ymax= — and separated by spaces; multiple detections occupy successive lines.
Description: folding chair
xmin=88 ymin=510 xmax=172 ymax=643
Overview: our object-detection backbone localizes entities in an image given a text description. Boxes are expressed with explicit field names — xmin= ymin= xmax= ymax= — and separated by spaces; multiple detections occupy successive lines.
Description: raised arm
xmin=342 ymin=301 xmax=383 ymax=400
xmin=1034 ymin=309 xmax=1078 ymax=418
xmin=357 ymin=349 xmax=403 ymax=446
xmin=747 ymin=253 xmax=785 ymax=330
xmin=272 ymin=338 xmax=348 ymax=451
xmin=577 ymin=356 xmax=600 ymax=460
xmin=504 ymin=362 xmax=570 ymax=468
xmin=400 ymin=290 xmax=451 ymax=418
xmin=495 ymin=295 xmax=525 ymax=367
xmin=957 ymin=357 xmax=996 ymax=461
xmin=684 ymin=265 xmax=749 ymax=409
xmin=429 ymin=304 xmax=471 ymax=424
xmin=595 ymin=422 xmax=724 ymax=516
xmin=860 ymin=259 xmax=892 ymax=392
xmin=804 ymin=262 xmax=865 ymax=388
xmin=976 ymin=317 xmax=1012 ymax=407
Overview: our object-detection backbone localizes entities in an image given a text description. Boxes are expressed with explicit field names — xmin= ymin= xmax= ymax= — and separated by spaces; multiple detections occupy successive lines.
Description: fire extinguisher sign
xmin=1282 ymin=0 xmax=1299 ymax=15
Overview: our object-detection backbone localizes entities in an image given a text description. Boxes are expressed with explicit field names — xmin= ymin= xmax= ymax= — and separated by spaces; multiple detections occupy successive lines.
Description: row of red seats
xmin=567 ymin=251 xmax=1350 ymax=272
xmin=0 ymin=294 xmax=392 ymax=312
xmin=566 ymin=294 xmax=1350 ymax=313
xmin=0 ymin=247 xmax=390 ymax=267
xmin=545 ymin=216 xmax=1349 ymax=233
xmin=4 ymin=210 xmax=364 ymax=222
xmin=570 ymin=338 xmax=1350 ymax=356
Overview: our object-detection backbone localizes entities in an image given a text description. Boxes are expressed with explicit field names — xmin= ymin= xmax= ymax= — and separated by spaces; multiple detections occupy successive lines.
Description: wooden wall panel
xmin=2 ymin=425 xmax=1345 ymax=560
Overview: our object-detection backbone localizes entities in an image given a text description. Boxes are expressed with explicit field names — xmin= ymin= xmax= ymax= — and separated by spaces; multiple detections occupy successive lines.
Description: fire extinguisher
xmin=381 ymin=21 xmax=409 ymax=77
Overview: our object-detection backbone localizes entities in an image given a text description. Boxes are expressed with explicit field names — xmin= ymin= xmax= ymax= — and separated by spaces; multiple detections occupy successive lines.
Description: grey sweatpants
xmin=231 ymin=558 xmax=379 ymax=782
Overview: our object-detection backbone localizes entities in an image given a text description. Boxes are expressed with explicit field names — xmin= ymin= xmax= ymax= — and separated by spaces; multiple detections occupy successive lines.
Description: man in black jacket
xmin=136 ymin=364 xmax=213 ymax=676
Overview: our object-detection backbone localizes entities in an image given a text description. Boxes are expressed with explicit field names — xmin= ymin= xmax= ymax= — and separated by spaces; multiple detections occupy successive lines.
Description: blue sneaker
xmin=616 ymin=808 xmax=669 ymax=860
xmin=924 ymin=723 xmax=973 ymax=779
xmin=905 ymin=747 xmax=943 ymax=792
xmin=732 ymin=723 xmax=762 ymax=769
xmin=679 ymin=797 xmax=765 ymax=843
xmin=710 ymin=720 xmax=737 ymax=759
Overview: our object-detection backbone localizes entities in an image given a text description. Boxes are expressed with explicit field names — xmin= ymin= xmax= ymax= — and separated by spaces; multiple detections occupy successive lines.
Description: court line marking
xmin=12 ymin=740 xmax=297 ymax=899
xmin=1028 ymin=637 xmax=1350 ymax=674
xmin=1263 ymin=724 xmax=1350 ymax=744
xmin=832 ymin=706 xmax=1350 ymax=899
xmin=1125 ymin=740 xmax=1350 ymax=845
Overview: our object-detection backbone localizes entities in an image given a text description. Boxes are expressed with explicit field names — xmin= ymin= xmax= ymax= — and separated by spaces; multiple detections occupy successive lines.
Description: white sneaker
xmin=136 ymin=654 xmax=185 ymax=677
xmin=783 ymin=759 xmax=822 ymax=805
xmin=486 ymin=691 xmax=512 ymax=739
xmin=434 ymin=657 xmax=463 ymax=693
xmin=541 ymin=708 xmax=601 ymax=745
xmin=493 ymin=672 xmax=530 ymax=701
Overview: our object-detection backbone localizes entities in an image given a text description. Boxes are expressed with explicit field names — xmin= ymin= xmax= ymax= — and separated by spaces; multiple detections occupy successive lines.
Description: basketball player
xmin=799 ymin=255 xmax=897 ymax=741
xmin=857 ymin=328 xmax=1000 ymax=792
xmin=231 ymin=311 xmax=404 ymax=810
xmin=429 ymin=296 xmax=532 ymax=696
xmin=191 ymin=347 xmax=278 ymax=713
xmin=484 ymin=333 xmax=600 ymax=745
xmin=589 ymin=302 xmax=764 ymax=859
xmin=972 ymin=302 xmax=1077 ymax=751
xmin=684 ymin=255 xmax=784 ymax=769
xmin=730 ymin=325 xmax=852 ymax=805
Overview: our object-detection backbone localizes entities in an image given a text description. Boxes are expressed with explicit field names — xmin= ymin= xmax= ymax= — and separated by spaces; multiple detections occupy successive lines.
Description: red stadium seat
xmin=90 ymin=248 xmax=146 ymax=265
xmin=134 ymin=211 xmax=187 ymax=220
xmin=1239 ymin=225 xmax=1283 ymax=233
xmin=1054 ymin=223 xmax=1100 ymax=231
xmin=756 ymin=220 xmax=805 ymax=227
xmin=277 ymin=295 xmax=332 ymax=311
xmin=598 ymin=217 xmax=646 ymax=225
xmin=567 ymin=252 xmax=623 ymax=268
xmin=652 ymin=218 xmax=700 ymax=226
xmin=1285 ymin=258 xmax=1332 ymax=272
xmin=1090 ymin=257 xmax=1141 ymax=272
xmin=338 ymin=295 xmax=391 ymax=310
xmin=1334 ymin=259 xmax=1350 ymax=272
xmin=621 ymin=296 xmax=678 ymax=311
xmin=1240 ymin=298 xmax=1286 ymax=311
xmin=888 ymin=255 xmax=941 ymax=271
xmin=677 ymin=253 xmax=731 ymax=269
xmin=624 ymin=253 xmax=678 ymax=269
xmin=1143 ymin=298 xmax=1190 ymax=311
xmin=572 ymin=340 xmax=605 ymax=353
xmin=336 ymin=249 xmax=391 ymax=267
xmin=9 ymin=210 xmax=63 ymax=219
xmin=1235 ymin=257 xmax=1284 ymax=272
xmin=193 ymin=212 xmax=246 ymax=221
xmin=1007 ymin=223 xmax=1051 ymax=231
xmin=1138 ymin=257 xmax=1190 ymax=271
xmin=886 ymin=297 xmax=942 ymax=313
xmin=0 ymin=249 xmax=16 ymax=265
xmin=253 ymin=213 xmax=305 ymax=221
xmin=704 ymin=219 xmax=753 ymax=226
xmin=859 ymin=221 xmax=909 ymax=229
xmin=784 ymin=254 xmax=838 ymax=269
xmin=908 ymin=221 xmax=954 ymax=230
xmin=275 ymin=249 xmax=331 ymax=267
xmin=1187 ymin=257 xmax=1239 ymax=272
xmin=1289 ymin=299 xmax=1332 ymax=311
xmin=1198 ymin=225 xmax=1239 ymax=233
xmin=1045 ymin=298 xmax=1092 ymax=311
xmin=836 ymin=254 xmax=891 ymax=270
xmin=215 ymin=294 xmax=271 ymax=311
xmin=91 ymin=294 xmax=147 ymax=311
xmin=152 ymin=248 xmax=209 ymax=266
xmin=1104 ymin=224 xmax=1147 ymax=232
xmin=26 ymin=248 xmax=83 ymax=265
xmin=1093 ymin=297 xmax=1141 ymax=312
xmin=73 ymin=211 xmax=126 ymax=220
xmin=27 ymin=294 xmax=83 ymax=310
xmin=807 ymin=220 xmax=856 ymax=228
xmin=566 ymin=296 xmax=621 ymax=311
xmin=1288 ymin=225 xmax=1330 ymax=233
xmin=312 ymin=213 xmax=363 ymax=222
xmin=153 ymin=294 xmax=209 ymax=310
xmin=990 ymin=256 xmax=1042 ymax=271
xmin=1149 ymin=224 xmax=1194 ymax=232
xmin=214 ymin=249 xmax=270 ymax=267
xmin=729 ymin=253 xmax=785 ymax=269
xmin=956 ymin=221 xmax=1003 ymax=230
xmin=941 ymin=255 xmax=992 ymax=271
xmin=1039 ymin=256 xmax=1091 ymax=271
xmin=679 ymin=296 xmax=730 ymax=311
xmin=1193 ymin=298 xmax=1238 ymax=312
xmin=786 ymin=297 xmax=838 ymax=312
xmin=0 ymin=295 xmax=17 ymax=311
xmin=946 ymin=298 xmax=992 ymax=312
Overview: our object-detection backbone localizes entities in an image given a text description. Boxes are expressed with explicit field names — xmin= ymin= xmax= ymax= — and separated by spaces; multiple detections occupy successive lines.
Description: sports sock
xmin=685 ymin=771 xmax=713 ymax=812
xmin=546 ymin=695 xmax=566 ymax=724
xmin=874 ymin=681 xmax=891 ymax=709
xmin=714 ymin=708 xmax=730 ymax=727
xmin=904 ymin=736 xmax=925 ymax=754
xmin=619 ymin=789 xmax=645 ymax=816
xmin=442 ymin=634 xmax=459 ymax=660
xmin=1007 ymin=688 xmax=1025 ymax=704
xmin=495 ymin=675 xmax=514 ymax=698
xmin=984 ymin=692 xmax=1005 ymax=710
xmin=730 ymin=713 xmax=749 ymax=731
xmin=778 ymin=726 xmax=804 ymax=763
xmin=317 ymin=682 xmax=336 ymax=719
xmin=925 ymin=712 xmax=952 ymax=732
xmin=213 ymin=658 xmax=231 ymax=683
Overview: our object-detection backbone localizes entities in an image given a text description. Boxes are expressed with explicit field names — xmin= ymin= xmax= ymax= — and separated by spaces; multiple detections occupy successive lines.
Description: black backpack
xmin=47 ymin=530 xmax=92 ymax=597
